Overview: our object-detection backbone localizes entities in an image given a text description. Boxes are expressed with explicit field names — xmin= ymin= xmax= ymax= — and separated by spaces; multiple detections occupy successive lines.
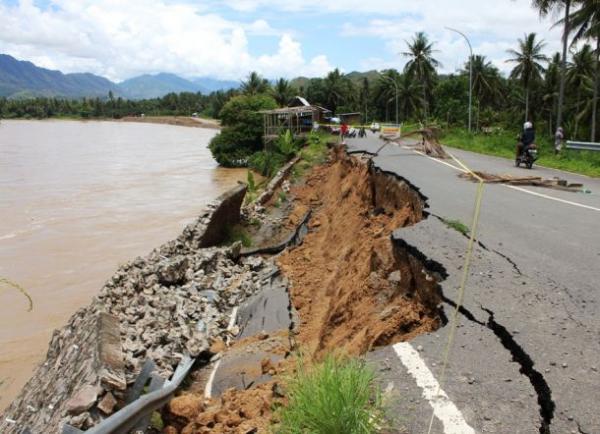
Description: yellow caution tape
xmin=426 ymin=151 xmax=484 ymax=434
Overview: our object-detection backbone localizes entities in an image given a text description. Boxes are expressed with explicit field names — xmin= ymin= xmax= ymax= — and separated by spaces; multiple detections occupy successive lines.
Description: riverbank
xmin=119 ymin=116 xmax=221 ymax=129
xmin=0 ymin=120 xmax=242 ymax=413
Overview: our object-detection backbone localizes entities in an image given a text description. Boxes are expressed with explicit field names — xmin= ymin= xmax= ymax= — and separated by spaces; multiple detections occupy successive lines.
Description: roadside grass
xmin=441 ymin=217 xmax=470 ymax=237
xmin=276 ymin=355 xmax=386 ymax=434
xmin=441 ymin=128 xmax=600 ymax=178
xmin=292 ymin=132 xmax=330 ymax=182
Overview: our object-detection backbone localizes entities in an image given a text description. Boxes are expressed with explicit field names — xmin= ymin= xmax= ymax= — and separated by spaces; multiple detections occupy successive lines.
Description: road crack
xmin=481 ymin=306 xmax=555 ymax=434
xmin=440 ymin=295 xmax=555 ymax=433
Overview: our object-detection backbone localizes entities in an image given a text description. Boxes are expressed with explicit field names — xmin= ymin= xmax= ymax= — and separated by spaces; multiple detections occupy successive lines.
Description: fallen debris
xmin=401 ymin=126 xmax=450 ymax=159
xmin=459 ymin=171 xmax=585 ymax=192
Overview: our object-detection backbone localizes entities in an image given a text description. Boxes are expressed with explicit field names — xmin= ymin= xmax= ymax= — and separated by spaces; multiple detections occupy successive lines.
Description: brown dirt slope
xmin=278 ymin=147 xmax=442 ymax=357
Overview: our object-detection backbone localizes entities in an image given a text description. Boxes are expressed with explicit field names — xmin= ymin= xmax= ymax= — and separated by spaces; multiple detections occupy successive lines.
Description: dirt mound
xmin=278 ymin=147 xmax=442 ymax=357
xmin=164 ymin=383 xmax=283 ymax=434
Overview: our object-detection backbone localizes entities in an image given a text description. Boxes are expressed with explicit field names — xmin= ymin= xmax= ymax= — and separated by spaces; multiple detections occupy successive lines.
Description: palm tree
xmin=402 ymin=32 xmax=440 ymax=119
xmin=543 ymin=53 xmax=561 ymax=134
xmin=506 ymin=33 xmax=549 ymax=121
xmin=567 ymin=44 xmax=595 ymax=136
xmin=241 ymin=71 xmax=270 ymax=95
xmin=359 ymin=77 xmax=370 ymax=123
xmin=466 ymin=55 xmax=503 ymax=129
xmin=532 ymin=0 xmax=573 ymax=132
xmin=563 ymin=0 xmax=600 ymax=140
xmin=322 ymin=68 xmax=351 ymax=113
xmin=396 ymin=74 xmax=424 ymax=121
xmin=271 ymin=78 xmax=294 ymax=107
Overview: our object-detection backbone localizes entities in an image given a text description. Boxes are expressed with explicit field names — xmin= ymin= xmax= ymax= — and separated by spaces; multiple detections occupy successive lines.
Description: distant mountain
xmin=0 ymin=54 xmax=120 ymax=98
xmin=118 ymin=73 xmax=203 ymax=99
xmin=191 ymin=77 xmax=238 ymax=93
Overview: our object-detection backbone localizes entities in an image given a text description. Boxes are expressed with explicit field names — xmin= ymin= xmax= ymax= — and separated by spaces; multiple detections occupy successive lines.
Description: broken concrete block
xmin=66 ymin=385 xmax=101 ymax=415
xmin=97 ymin=392 xmax=117 ymax=415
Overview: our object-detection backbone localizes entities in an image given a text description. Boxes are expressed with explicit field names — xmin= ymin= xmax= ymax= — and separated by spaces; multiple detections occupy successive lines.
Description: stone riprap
xmin=0 ymin=183 xmax=279 ymax=433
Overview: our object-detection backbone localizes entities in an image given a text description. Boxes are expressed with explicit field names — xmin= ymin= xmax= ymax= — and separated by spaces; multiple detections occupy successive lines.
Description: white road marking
xmin=204 ymin=359 xmax=221 ymax=399
xmin=392 ymin=342 xmax=476 ymax=434
xmin=399 ymin=144 xmax=600 ymax=213
xmin=505 ymin=185 xmax=600 ymax=212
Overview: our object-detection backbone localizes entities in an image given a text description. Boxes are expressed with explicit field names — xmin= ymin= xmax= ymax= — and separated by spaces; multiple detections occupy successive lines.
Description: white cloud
xmin=227 ymin=0 xmax=564 ymax=75
xmin=0 ymin=0 xmax=331 ymax=80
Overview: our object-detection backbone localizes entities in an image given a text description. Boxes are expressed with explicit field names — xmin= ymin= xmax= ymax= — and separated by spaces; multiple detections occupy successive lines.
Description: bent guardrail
xmin=62 ymin=355 xmax=195 ymax=434
xmin=566 ymin=140 xmax=600 ymax=151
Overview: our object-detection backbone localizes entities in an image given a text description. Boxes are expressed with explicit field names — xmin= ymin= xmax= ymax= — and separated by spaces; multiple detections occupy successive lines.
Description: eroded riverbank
xmin=0 ymin=120 xmax=245 ymax=411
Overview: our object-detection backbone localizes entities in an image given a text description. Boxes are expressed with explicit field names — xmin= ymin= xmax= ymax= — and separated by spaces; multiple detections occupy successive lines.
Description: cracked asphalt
xmin=346 ymin=135 xmax=600 ymax=434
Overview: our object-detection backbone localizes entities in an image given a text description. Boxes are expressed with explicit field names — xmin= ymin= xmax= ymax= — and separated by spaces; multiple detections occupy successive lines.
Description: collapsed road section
xmin=160 ymin=146 xmax=453 ymax=433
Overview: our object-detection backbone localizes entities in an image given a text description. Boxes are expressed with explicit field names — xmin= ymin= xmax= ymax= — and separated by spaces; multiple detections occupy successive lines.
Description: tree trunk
xmin=557 ymin=0 xmax=571 ymax=130
xmin=574 ymin=88 xmax=581 ymax=138
xmin=592 ymin=37 xmax=599 ymax=142
xmin=525 ymin=87 xmax=529 ymax=123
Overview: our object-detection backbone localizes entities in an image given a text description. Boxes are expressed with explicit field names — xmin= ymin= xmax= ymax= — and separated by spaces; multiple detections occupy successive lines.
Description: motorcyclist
xmin=516 ymin=121 xmax=535 ymax=161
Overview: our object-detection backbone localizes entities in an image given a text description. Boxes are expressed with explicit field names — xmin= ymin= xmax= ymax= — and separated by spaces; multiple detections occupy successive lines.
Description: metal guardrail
xmin=566 ymin=140 xmax=600 ymax=151
xmin=62 ymin=355 xmax=195 ymax=434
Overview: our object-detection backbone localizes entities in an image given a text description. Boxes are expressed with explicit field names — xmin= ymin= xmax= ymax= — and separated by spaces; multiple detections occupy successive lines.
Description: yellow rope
xmin=426 ymin=151 xmax=484 ymax=434
xmin=0 ymin=277 xmax=33 ymax=312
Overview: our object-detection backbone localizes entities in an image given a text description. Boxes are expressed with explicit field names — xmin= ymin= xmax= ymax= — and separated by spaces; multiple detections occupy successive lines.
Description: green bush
xmin=209 ymin=94 xmax=277 ymax=167
xmin=248 ymin=150 xmax=287 ymax=177
xmin=277 ymin=355 xmax=386 ymax=434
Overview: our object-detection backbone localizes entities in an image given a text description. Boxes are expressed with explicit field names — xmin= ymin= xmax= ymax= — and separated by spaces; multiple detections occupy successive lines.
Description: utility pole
xmin=446 ymin=27 xmax=473 ymax=133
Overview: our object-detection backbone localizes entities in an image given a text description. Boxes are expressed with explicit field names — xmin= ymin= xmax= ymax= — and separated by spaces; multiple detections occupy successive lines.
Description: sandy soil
xmin=120 ymin=116 xmax=221 ymax=129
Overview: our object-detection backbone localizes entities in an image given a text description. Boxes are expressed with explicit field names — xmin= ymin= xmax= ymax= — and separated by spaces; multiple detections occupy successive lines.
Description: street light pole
xmin=446 ymin=27 xmax=473 ymax=133
xmin=377 ymin=71 xmax=399 ymax=126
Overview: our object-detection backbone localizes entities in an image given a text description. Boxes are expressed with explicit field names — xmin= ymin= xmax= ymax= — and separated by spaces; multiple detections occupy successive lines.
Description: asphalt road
xmin=346 ymin=135 xmax=600 ymax=434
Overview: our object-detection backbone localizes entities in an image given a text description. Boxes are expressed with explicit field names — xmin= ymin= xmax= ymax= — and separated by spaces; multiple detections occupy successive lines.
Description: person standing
xmin=554 ymin=127 xmax=564 ymax=155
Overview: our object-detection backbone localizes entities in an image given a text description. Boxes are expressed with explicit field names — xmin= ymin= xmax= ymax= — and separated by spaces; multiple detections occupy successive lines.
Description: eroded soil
xmin=165 ymin=147 xmax=444 ymax=433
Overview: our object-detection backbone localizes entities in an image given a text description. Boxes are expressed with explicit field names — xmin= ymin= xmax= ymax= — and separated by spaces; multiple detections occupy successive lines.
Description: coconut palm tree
xmin=322 ymin=68 xmax=352 ymax=113
xmin=402 ymin=32 xmax=440 ymax=119
xmin=532 ymin=0 xmax=574 ymax=132
xmin=241 ymin=71 xmax=270 ymax=95
xmin=567 ymin=44 xmax=595 ymax=136
xmin=563 ymin=0 xmax=600 ymax=140
xmin=506 ymin=33 xmax=549 ymax=122
xmin=396 ymin=74 xmax=424 ymax=121
xmin=359 ymin=77 xmax=370 ymax=123
xmin=542 ymin=52 xmax=561 ymax=134
xmin=271 ymin=78 xmax=294 ymax=107
xmin=465 ymin=55 xmax=503 ymax=128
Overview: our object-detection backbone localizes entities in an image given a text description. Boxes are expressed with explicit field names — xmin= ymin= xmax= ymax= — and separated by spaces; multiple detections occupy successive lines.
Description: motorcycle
xmin=515 ymin=143 xmax=538 ymax=169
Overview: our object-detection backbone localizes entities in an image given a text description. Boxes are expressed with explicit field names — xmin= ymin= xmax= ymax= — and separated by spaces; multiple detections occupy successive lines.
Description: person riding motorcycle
xmin=516 ymin=121 xmax=535 ymax=161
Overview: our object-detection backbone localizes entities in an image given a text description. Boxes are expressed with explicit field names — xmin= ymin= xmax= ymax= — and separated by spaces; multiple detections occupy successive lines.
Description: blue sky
xmin=0 ymin=0 xmax=563 ymax=81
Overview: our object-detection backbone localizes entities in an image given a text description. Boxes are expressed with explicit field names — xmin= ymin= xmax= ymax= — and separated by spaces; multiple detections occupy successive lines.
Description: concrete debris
xmin=96 ymin=392 xmax=117 ymax=415
xmin=65 ymin=385 xmax=101 ymax=415
xmin=459 ymin=171 xmax=585 ymax=192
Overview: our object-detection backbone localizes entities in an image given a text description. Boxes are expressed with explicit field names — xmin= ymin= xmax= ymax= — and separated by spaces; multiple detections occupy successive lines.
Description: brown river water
xmin=0 ymin=120 xmax=246 ymax=410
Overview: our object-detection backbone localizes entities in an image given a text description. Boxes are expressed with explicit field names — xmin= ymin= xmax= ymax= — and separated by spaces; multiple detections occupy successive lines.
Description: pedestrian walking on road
xmin=554 ymin=126 xmax=564 ymax=155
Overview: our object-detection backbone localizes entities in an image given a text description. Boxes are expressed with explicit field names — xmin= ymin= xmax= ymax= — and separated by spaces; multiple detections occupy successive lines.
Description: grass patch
xmin=277 ymin=355 xmax=386 ymax=434
xmin=223 ymin=225 xmax=252 ymax=247
xmin=441 ymin=128 xmax=600 ymax=178
xmin=441 ymin=218 xmax=470 ymax=236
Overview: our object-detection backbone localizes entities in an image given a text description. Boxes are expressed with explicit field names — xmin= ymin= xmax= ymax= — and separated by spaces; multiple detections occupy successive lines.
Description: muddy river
xmin=0 ymin=120 xmax=246 ymax=410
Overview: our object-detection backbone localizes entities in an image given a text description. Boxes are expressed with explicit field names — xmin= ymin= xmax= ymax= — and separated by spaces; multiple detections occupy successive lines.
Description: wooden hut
xmin=261 ymin=97 xmax=331 ymax=141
